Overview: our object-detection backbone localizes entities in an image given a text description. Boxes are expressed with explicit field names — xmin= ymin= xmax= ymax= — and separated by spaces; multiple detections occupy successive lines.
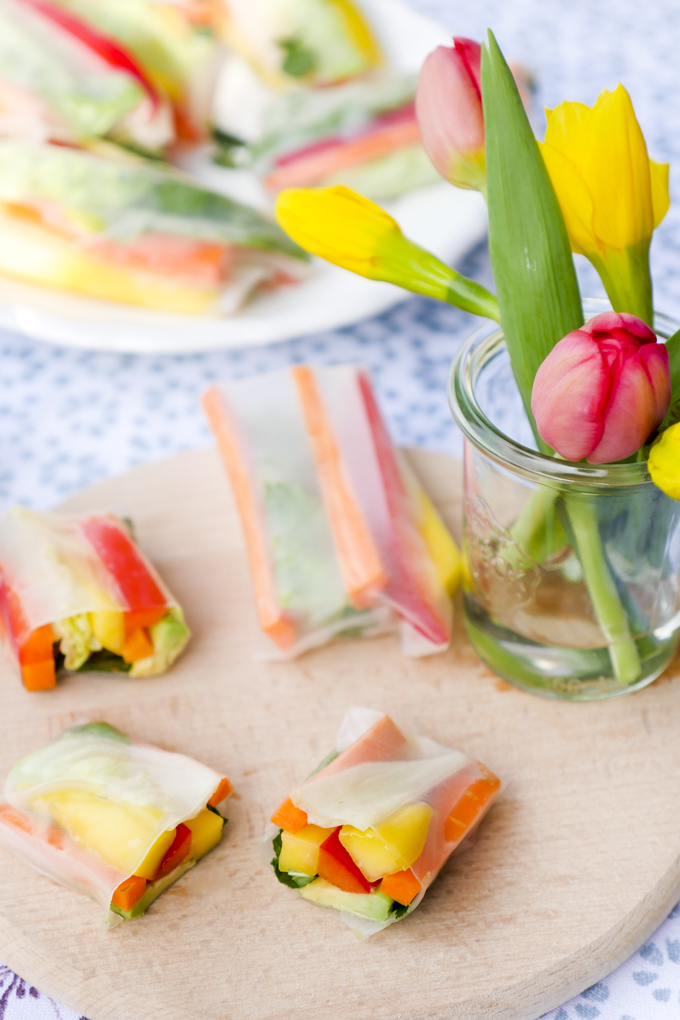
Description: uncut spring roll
xmin=248 ymin=74 xmax=439 ymax=199
xmin=0 ymin=0 xmax=175 ymax=153
xmin=0 ymin=506 xmax=190 ymax=690
xmin=203 ymin=365 xmax=460 ymax=657
xmin=202 ymin=371 xmax=391 ymax=657
xmin=263 ymin=707 xmax=501 ymax=937
xmin=216 ymin=0 xmax=382 ymax=91
xmin=0 ymin=140 xmax=307 ymax=314
xmin=292 ymin=364 xmax=458 ymax=654
xmin=0 ymin=722 xmax=231 ymax=926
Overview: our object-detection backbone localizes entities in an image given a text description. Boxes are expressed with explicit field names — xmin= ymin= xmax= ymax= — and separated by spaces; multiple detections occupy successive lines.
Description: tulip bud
xmin=415 ymin=38 xmax=486 ymax=193
xmin=531 ymin=311 xmax=671 ymax=464
xmin=648 ymin=424 xmax=680 ymax=499
xmin=275 ymin=185 xmax=500 ymax=320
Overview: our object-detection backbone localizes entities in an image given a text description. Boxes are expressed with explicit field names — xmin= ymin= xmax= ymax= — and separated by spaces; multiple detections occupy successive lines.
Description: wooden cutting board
xmin=1 ymin=448 xmax=680 ymax=1020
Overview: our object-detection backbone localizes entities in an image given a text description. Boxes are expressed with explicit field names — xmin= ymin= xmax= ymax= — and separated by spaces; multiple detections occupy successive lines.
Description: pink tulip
xmin=415 ymin=38 xmax=486 ymax=192
xmin=531 ymin=312 xmax=671 ymax=463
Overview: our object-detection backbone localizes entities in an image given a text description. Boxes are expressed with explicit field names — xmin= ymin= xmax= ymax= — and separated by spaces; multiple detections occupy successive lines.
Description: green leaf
xmin=661 ymin=327 xmax=680 ymax=428
xmin=481 ymin=30 xmax=583 ymax=446
xmin=278 ymin=37 xmax=317 ymax=78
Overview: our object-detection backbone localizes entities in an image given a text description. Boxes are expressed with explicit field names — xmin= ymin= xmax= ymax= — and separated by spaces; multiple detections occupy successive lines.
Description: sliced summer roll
xmin=202 ymin=372 xmax=390 ymax=657
xmin=248 ymin=74 xmax=439 ymax=199
xmin=263 ymin=707 xmax=501 ymax=937
xmin=0 ymin=507 xmax=191 ymax=690
xmin=43 ymin=0 xmax=222 ymax=143
xmin=0 ymin=722 xmax=231 ymax=926
xmin=0 ymin=0 xmax=175 ymax=153
xmin=203 ymin=365 xmax=460 ymax=657
xmin=216 ymin=0 xmax=382 ymax=91
xmin=0 ymin=140 xmax=307 ymax=313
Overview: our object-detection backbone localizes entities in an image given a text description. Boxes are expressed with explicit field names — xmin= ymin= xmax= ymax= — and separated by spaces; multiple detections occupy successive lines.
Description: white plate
xmin=0 ymin=0 xmax=488 ymax=355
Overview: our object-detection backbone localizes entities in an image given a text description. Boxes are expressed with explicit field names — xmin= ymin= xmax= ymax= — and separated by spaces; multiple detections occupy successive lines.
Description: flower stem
xmin=565 ymin=495 xmax=641 ymax=684
xmin=589 ymin=241 xmax=654 ymax=328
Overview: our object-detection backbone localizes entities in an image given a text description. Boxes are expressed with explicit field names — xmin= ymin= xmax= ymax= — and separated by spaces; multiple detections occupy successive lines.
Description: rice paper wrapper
xmin=203 ymin=364 xmax=455 ymax=660
xmin=0 ymin=722 xmax=225 ymax=927
xmin=264 ymin=707 xmax=501 ymax=938
xmin=0 ymin=506 xmax=180 ymax=671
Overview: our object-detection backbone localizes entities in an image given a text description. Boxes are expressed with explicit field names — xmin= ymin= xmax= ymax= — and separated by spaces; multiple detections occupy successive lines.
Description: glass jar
xmin=449 ymin=299 xmax=680 ymax=700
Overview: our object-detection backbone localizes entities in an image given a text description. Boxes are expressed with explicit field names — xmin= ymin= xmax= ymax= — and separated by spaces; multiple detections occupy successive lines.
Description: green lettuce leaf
xmin=0 ymin=140 xmax=307 ymax=258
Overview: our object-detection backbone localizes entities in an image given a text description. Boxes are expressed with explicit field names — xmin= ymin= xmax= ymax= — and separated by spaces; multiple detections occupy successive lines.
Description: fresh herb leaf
xmin=389 ymin=901 xmax=411 ymax=919
xmin=212 ymin=127 xmax=246 ymax=148
xmin=207 ymin=804 xmax=227 ymax=824
xmin=74 ymin=649 xmax=131 ymax=673
xmin=306 ymin=748 xmax=339 ymax=780
xmin=271 ymin=830 xmax=316 ymax=888
xmin=278 ymin=37 xmax=316 ymax=78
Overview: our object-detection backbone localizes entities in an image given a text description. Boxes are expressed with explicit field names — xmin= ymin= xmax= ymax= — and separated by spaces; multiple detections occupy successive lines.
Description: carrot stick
xmin=292 ymin=366 xmax=386 ymax=608
xmin=444 ymin=772 xmax=502 ymax=843
xmin=380 ymin=868 xmax=421 ymax=906
xmin=208 ymin=777 xmax=233 ymax=807
xmin=265 ymin=117 xmax=421 ymax=191
xmin=21 ymin=660 xmax=57 ymax=692
xmin=202 ymin=387 xmax=297 ymax=651
xmin=270 ymin=797 xmax=308 ymax=833
xmin=122 ymin=627 xmax=154 ymax=663
xmin=111 ymin=875 xmax=147 ymax=912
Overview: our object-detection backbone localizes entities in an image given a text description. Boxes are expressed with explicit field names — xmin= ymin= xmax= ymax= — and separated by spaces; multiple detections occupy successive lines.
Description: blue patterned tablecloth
xmin=3 ymin=0 xmax=680 ymax=1016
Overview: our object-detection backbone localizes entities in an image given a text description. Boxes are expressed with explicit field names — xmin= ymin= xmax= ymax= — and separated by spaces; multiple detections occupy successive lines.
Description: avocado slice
xmin=299 ymin=878 xmax=393 ymax=921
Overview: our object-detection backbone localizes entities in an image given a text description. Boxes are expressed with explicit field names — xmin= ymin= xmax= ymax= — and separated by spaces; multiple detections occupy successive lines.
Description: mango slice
xmin=340 ymin=803 xmax=433 ymax=883
xmin=278 ymin=823 xmax=336 ymax=876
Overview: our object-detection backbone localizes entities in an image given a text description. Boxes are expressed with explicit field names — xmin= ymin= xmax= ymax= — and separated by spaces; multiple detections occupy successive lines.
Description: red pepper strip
xmin=356 ymin=372 xmax=450 ymax=645
xmin=274 ymin=102 xmax=418 ymax=170
xmin=80 ymin=517 xmax=167 ymax=612
xmin=0 ymin=568 xmax=26 ymax=654
xmin=18 ymin=0 xmax=160 ymax=109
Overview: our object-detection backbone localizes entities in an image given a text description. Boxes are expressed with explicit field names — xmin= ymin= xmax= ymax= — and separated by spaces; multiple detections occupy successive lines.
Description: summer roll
xmin=0 ymin=140 xmax=308 ymax=314
xmin=263 ymin=707 xmax=501 ymax=937
xmin=0 ymin=722 xmax=231 ymax=925
xmin=202 ymin=364 xmax=461 ymax=658
xmin=249 ymin=74 xmax=439 ymax=199
xmin=0 ymin=507 xmax=190 ymax=690
xmin=216 ymin=0 xmax=382 ymax=91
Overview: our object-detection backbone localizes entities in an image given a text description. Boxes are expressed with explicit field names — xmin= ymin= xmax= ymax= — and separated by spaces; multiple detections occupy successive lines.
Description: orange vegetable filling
xmin=112 ymin=875 xmax=147 ymax=912
xmin=19 ymin=624 xmax=56 ymax=691
xmin=122 ymin=627 xmax=154 ymax=664
xmin=444 ymin=775 xmax=501 ymax=843
xmin=380 ymin=868 xmax=421 ymax=906
xmin=271 ymin=797 xmax=308 ymax=834
xmin=208 ymin=777 xmax=233 ymax=807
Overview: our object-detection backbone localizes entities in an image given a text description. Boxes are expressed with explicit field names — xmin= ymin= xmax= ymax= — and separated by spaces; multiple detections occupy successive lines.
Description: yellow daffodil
xmin=649 ymin=423 xmax=680 ymax=500
xmin=275 ymin=185 xmax=500 ymax=321
xmin=539 ymin=85 xmax=669 ymax=326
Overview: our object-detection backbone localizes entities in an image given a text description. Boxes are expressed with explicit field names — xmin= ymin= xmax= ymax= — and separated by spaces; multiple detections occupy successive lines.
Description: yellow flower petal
xmin=538 ymin=140 xmax=595 ymax=256
xmin=543 ymin=85 xmax=657 ymax=252
xmin=649 ymin=424 xmax=680 ymax=501
xmin=650 ymin=159 xmax=670 ymax=229
xmin=275 ymin=186 xmax=398 ymax=278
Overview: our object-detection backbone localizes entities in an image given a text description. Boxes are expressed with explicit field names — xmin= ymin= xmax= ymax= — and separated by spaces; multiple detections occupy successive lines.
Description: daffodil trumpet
xmin=275 ymin=186 xmax=500 ymax=322
xmin=539 ymin=86 xmax=670 ymax=328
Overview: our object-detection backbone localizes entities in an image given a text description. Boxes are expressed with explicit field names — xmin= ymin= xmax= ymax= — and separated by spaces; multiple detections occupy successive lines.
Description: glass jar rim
xmin=448 ymin=298 xmax=680 ymax=490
